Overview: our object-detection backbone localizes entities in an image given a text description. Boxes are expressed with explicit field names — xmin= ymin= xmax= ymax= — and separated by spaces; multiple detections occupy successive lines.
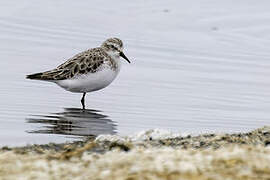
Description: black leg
xmin=81 ymin=92 xmax=86 ymax=110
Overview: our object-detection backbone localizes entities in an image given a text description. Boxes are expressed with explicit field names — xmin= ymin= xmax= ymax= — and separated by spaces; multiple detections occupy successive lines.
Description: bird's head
xmin=101 ymin=37 xmax=130 ymax=63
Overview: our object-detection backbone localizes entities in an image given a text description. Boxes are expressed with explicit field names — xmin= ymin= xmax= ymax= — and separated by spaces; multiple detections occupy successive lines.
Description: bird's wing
xmin=27 ymin=48 xmax=108 ymax=81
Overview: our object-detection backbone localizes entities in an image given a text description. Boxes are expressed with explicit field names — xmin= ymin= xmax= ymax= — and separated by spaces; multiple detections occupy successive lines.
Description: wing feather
xmin=26 ymin=48 xmax=109 ymax=81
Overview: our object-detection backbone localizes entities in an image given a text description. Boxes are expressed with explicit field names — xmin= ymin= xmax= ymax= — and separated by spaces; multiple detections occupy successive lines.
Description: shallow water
xmin=0 ymin=0 xmax=270 ymax=146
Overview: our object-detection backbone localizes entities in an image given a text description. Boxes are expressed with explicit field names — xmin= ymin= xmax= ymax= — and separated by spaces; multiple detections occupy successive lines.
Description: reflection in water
xmin=26 ymin=108 xmax=116 ymax=137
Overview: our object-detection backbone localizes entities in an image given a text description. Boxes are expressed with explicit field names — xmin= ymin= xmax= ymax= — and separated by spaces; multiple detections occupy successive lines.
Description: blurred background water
xmin=0 ymin=0 xmax=270 ymax=146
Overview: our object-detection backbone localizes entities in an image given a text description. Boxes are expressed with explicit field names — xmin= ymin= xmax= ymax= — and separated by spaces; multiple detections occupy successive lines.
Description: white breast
xmin=56 ymin=63 xmax=121 ymax=93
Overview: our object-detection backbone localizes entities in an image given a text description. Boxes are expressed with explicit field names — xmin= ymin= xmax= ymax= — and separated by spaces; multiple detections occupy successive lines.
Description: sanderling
xmin=26 ymin=37 xmax=131 ymax=109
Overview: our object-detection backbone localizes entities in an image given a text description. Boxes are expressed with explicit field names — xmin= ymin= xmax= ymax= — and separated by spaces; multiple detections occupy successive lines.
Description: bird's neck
xmin=105 ymin=51 xmax=121 ymax=72
xmin=113 ymin=56 xmax=121 ymax=73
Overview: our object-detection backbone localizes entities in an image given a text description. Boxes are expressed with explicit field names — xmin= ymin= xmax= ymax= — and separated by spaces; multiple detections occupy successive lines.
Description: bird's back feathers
xmin=26 ymin=47 xmax=115 ymax=81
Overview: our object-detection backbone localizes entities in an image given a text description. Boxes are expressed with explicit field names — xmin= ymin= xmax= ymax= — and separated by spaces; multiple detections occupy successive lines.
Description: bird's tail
xmin=26 ymin=69 xmax=66 ymax=81
xmin=26 ymin=72 xmax=44 ymax=80
xmin=26 ymin=71 xmax=57 ymax=81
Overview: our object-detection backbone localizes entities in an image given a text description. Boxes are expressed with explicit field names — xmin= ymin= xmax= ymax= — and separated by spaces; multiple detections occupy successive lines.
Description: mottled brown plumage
xmin=27 ymin=47 xmax=117 ymax=81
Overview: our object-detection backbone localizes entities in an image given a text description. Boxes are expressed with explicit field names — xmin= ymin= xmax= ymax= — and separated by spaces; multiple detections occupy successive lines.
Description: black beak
xmin=119 ymin=51 xmax=131 ymax=63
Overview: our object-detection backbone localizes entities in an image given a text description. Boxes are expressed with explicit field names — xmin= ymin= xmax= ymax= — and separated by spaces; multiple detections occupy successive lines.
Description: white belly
xmin=56 ymin=66 xmax=119 ymax=93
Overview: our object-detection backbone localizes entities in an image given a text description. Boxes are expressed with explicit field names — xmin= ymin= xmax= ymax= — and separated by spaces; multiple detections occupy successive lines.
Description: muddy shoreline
xmin=2 ymin=126 xmax=269 ymax=154
xmin=0 ymin=127 xmax=270 ymax=179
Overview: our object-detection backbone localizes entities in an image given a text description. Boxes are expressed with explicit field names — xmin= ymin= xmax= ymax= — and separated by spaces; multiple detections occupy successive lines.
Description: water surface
xmin=0 ymin=0 xmax=270 ymax=146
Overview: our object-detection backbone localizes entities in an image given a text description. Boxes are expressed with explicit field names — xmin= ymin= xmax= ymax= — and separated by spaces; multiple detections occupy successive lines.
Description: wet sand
xmin=0 ymin=126 xmax=269 ymax=179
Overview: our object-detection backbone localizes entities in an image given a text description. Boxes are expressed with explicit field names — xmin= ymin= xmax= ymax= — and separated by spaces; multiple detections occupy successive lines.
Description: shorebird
xmin=26 ymin=38 xmax=130 ymax=109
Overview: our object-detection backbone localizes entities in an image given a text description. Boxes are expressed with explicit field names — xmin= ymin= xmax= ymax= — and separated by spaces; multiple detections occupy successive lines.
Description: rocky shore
xmin=0 ymin=127 xmax=270 ymax=180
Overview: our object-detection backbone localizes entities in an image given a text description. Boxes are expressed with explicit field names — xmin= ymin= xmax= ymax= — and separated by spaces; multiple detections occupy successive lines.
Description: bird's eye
xmin=111 ymin=45 xmax=118 ymax=50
